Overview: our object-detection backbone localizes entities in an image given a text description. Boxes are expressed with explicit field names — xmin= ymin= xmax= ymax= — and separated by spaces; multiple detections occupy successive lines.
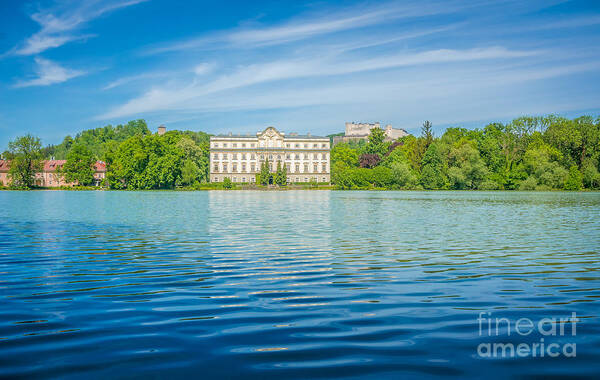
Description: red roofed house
xmin=92 ymin=161 xmax=107 ymax=186
xmin=37 ymin=160 xmax=68 ymax=187
xmin=0 ymin=160 xmax=107 ymax=187
xmin=0 ymin=160 xmax=10 ymax=186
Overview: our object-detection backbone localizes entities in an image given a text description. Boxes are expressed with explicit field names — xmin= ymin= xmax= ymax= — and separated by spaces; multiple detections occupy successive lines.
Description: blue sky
xmin=1 ymin=0 xmax=599 ymax=149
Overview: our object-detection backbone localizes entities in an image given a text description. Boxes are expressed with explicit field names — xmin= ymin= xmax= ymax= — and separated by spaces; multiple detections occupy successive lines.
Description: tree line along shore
xmin=2 ymin=115 xmax=599 ymax=191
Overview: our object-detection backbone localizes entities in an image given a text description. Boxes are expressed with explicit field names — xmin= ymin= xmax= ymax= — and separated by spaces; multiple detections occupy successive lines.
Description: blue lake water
xmin=0 ymin=190 xmax=599 ymax=379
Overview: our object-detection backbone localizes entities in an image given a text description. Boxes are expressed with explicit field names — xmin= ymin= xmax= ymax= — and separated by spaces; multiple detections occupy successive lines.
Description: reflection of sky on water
xmin=0 ymin=190 xmax=599 ymax=378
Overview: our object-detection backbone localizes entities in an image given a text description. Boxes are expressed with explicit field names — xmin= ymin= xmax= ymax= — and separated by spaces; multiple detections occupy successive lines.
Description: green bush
xmin=519 ymin=176 xmax=538 ymax=191
xmin=564 ymin=166 xmax=583 ymax=191
xmin=478 ymin=180 xmax=500 ymax=190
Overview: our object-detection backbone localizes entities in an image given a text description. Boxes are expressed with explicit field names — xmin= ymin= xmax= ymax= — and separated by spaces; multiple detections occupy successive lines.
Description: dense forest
xmin=331 ymin=115 xmax=600 ymax=190
xmin=3 ymin=115 xmax=600 ymax=190
xmin=3 ymin=120 xmax=211 ymax=189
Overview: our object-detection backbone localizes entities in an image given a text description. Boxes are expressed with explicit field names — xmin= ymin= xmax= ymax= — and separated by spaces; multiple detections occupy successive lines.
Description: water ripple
xmin=0 ymin=190 xmax=599 ymax=378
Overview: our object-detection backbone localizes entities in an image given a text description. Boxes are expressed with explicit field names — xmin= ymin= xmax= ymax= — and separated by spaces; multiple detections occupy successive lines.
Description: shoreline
xmin=1 ymin=187 xmax=597 ymax=192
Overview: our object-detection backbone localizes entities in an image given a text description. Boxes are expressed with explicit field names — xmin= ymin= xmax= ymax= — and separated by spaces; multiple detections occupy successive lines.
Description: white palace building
xmin=210 ymin=127 xmax=330 ymax=184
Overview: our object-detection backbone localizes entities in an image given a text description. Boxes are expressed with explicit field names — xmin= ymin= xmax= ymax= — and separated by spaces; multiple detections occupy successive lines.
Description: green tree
xmin=223 ymin=177 xmax=233 ymax=189
xmin=564 ymin=165 xmax=583 ymax=190
xmin=177 ymin=137 xmax=209 ymax=183
xmin=331 ymin=143 xmax=359 ymax=167
xmin=397 ymin=135 xmax=426 ymax=171
xmin=181 ymin=159 xmax=200 ymax=186
xmin=7 ymin=134 xmax=43 ymax=188
xmin=446 ymin=140 xmax=488 ymax=189
xmin=61 ymin=143 xmax=95 ymax=186
xmin=390 ymin=161 xmax=418 ymax=189
xmin=420 ymin=143 xmax=446 ymax=189
xmin=519 ymin=176 xmax=538 ymax=190
xmin=422 ymin=120 xmax=434 ymax=148
xmin=364 ymin=127 xmax=387 ymax=158
xmin=371 ymin=166 xmax=393 ymax=188
xmin=544 ymin=116 xmax=599 ymax=169
xmin=106 ymin=132 xmax=183 ymax=189
xmin=582 ymin=160 xmax=600 ymax=189
xmin=521 ymin=141 xmax=567 ymax=189
xmin=258 ymin=159 xmax=271 ymax=185
xmin=274 ymin=161 xmax=287 ymax=186
xmin=47 ymin=119 xmax=151 ymax=160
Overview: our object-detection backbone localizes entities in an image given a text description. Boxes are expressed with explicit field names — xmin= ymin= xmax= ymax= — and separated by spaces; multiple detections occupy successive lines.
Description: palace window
xmin=251 ymin=177 xmax=255 ymax=183
xmin=286 ymin=153 xmax=290 ymax=159
xmin=304 ymin=144 xmax=308 ymax=148
xmin=268 ymin=154 xmax=273 ymax=160
xmin=242 ymin=163 xmax=246 ymax=172
xmin=295 ymin=164 xmax=300 ymax=173
xmin=304 ymin=163 xmax=309 ymax=172
xmin=313 ymin=163 xmax=318 ymax=172
xmin=232 ymin=163 xmax=237 ymax=172
xmin=295 ymin=143 xmax=299 ymax=148
xmin=222 ymin=153 xmax=227 ymax=160
xmin=313 ymin=153 xmax=318 ymax=159
xmin=234 ymin=143 xmax=238 ymax=148
xmin=213 ymin=164 xmax=218 ymax=172
xmin=233 ymin=153 xmax=238 ymax=159
xmin=232 ymin=177 xmax=237 ymax=182
xmin=223 ymin=163 xmax=228 ymax=172
xmin=251 ymin=163 xmax=256 ymax=172
xmin=286 ymin=143 xmax=290 ymax=148
xmin=313 ymin=143 xmax=318 ymax=148
xmin=213 ymin=143 xmax=219 ymax=148
xmin=285 ymin=163 xmax=290 ymax=171
xmin=223 ymin=143 xmax=228 ymax=147
xmin=277 ymin=154 xmax=281 ymax=160
xmin=323 ymin=177 xmax=326 ymax=182
xmin=213 ymin=154 xmax=218 ymax=160
xmin=251 ymin=153 xmax=255 ymax=160
xmin=242 ymin=153 xmax=246 ymax=160
xmin=251 ymin=143 xmax=255 ymax=148
xmin=322 ymin=143 xmax=327 ymax=148
xmin=242 ymin=177 xmax=246 ymax=182
xmin=322 ymin=163 xmax=327 ymax=172
xmin=242 ymin=143 xmax=246 ymax=148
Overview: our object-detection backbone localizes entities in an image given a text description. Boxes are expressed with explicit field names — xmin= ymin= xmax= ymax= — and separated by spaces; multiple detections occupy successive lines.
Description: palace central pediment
xmin=257 ymin=126 xmax=284 ymax=147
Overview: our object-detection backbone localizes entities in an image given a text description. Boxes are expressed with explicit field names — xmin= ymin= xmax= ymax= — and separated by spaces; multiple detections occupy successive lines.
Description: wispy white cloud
xmin=144 ymin=0 xmax=467 ymax=55
xmin=103 ymin=63 xmax=215 ymax=90
xmin=522 ymin=14 xmax=600 ymax=31
xmin=14 ymin=57 xmax=85 ymax=87
xmin=98 ymin=46 xmax=542 ymax=119
xmin=193 ymin=63 xmax=215 ymax=76
xmin=10 ymin=0 xmax=148 ymax=56
xmin=103 ymin=72 xmax=169 ymax=90
xmin=326 ymin=24 xmax=463 ymax=54
xmin=104 ymin=61 xmax=599 ymax=122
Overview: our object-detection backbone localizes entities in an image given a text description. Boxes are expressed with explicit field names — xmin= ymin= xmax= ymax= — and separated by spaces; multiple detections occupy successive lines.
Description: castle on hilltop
xmin=333 ymin=122 xmax=409 ymax=145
